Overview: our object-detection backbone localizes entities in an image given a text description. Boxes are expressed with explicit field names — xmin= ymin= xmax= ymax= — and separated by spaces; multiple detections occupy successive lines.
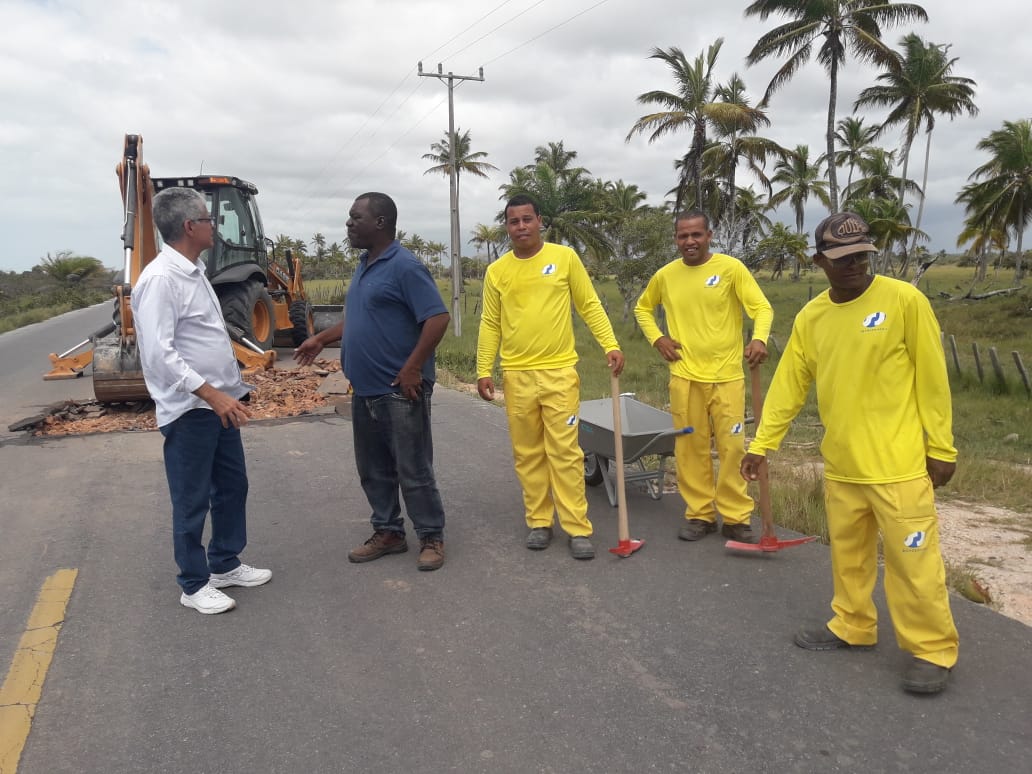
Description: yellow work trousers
xmin=502 ymin=367 xmax=592 ymax=537
xmin=669 ymin=376 xmax=753 ymax=524
xmin=824 ymin=478 xmax=959 ymax=668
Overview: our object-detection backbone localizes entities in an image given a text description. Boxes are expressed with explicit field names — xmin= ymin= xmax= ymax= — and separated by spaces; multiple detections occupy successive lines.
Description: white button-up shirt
xmin=131 ymin=245 xmax=249 ymax=427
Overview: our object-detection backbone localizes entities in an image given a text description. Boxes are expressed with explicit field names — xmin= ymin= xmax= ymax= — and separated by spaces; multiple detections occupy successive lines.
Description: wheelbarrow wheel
xmin=584 ymin=452 xmax=604 ymax=486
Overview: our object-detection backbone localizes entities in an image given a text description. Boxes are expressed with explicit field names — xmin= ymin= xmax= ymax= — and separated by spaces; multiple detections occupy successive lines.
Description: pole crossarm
xmin=417 ymin=62 xmax=486 ymax=336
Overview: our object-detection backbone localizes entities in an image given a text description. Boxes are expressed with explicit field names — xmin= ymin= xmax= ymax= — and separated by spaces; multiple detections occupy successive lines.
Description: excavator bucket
xmin=92 ymin=333 xmax=150 ymax=402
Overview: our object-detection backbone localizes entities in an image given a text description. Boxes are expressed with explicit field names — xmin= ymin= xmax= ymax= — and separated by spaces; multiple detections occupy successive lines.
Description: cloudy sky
xmin=1 ymin=0 xmax=1025 ymax=272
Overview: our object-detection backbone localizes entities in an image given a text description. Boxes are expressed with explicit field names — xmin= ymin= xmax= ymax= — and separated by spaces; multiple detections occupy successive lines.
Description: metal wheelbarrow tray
xmin=578 ymin=394 xmax=692 ymax=507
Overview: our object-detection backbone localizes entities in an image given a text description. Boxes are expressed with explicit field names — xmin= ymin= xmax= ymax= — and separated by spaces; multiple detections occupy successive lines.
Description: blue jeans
xmin=160 ymin=409 xmax=248 ymax=594
xmin=352 ymin=383 xmax=446 ymax=539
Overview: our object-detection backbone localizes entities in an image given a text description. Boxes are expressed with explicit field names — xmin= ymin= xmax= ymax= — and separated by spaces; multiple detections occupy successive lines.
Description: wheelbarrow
xmin=579 ymin=394 xmax=693 ymax=507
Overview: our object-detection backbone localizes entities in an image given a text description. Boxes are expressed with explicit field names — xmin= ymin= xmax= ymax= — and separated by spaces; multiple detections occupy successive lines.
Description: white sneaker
xmin=180 ymin=583 xmax=236 ymax=615
xmin=209 ymin=562 xmax=272 ymax=588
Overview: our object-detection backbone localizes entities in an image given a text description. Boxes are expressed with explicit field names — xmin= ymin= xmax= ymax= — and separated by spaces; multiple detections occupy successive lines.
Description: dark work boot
xmin=901 ymin=657 xmax=951 ymax=694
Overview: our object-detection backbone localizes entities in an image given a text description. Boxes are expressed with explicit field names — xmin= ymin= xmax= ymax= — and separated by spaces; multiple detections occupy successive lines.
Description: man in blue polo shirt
xmin=295 ymin=192 xmax=451 ymax=571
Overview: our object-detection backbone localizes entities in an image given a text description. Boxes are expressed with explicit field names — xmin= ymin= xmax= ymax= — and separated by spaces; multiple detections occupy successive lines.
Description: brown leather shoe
xmin=348 ymin=530 xmax=408 ymax=563
xmin=417 ymin=536 xmax=445 ymax=571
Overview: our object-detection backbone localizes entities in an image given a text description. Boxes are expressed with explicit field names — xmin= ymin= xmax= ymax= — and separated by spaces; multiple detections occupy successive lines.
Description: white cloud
xmin=1 ymin=0 xmax=1026 ymax=270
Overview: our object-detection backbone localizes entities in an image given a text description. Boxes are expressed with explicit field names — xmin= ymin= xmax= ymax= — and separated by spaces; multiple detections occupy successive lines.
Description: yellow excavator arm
xmin=44 ymin=134 xmax=274 ymax=399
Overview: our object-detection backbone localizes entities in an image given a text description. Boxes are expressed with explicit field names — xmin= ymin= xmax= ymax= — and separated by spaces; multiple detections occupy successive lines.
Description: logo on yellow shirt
xmin=730 ymin=422 xmax=743 ymax=435
xmin=863 ymin=311 xmax=886 ymax=328
xmin=542 ymin=264 xmax=557 ymax=276
xmin=705 ymin=275 xmax=720 ymax=287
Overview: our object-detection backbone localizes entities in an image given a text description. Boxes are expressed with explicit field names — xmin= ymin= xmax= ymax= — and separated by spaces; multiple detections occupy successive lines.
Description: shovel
xmin=607 ymin=371 xmax=644 ymax=558
xmin=726 ymin=364 xmax=818 ymax=554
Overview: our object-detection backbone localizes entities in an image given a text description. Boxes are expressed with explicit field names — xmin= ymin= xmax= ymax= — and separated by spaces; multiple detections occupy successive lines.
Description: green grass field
xmin=438 ymin=264 xmax=1032 ymax=517
xmin=306 ymin=265 xmax=1031 ymax=515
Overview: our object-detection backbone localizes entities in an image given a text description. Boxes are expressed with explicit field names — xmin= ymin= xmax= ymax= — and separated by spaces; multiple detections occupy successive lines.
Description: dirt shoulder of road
xmin=937 ymin=500 xmax=1032 ymax=627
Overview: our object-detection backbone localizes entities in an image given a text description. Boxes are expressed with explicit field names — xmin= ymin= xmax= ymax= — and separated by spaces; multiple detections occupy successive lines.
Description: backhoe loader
xmin=44 ymin=134 xmax=319 ymax=402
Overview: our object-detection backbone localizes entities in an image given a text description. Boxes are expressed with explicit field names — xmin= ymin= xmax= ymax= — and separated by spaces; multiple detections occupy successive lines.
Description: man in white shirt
xmin=132 ymin=187 xmax=271 ymax=615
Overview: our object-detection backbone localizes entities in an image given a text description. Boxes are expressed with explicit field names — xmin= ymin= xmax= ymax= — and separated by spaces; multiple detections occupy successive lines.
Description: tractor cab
xmin=151 ymin=175 xmax=269 ymax=287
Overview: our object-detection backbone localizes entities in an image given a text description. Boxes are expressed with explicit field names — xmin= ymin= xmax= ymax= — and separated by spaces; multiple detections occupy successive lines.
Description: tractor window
xmin=207 ymin=186 xmax=265 ymax=278
xmin=214 ymin=188 xmax=255 ymax=247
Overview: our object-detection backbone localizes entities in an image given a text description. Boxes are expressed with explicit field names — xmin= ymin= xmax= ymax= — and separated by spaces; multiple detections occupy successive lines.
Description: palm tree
xmin=769 ymin=145 xmax=832 ymax=278
xmin=38 ymin=251 xmax=104 ymax=282
xmin=469 ymin=223 xmax=508 ymax=265
xmin=273 ymin=233 xmax=294 ymax=259
xmin=402 ymin=233 xmax=429 ymax=265
xmin=744 ymin=0 xmax=929 ymax=213
xmin=956 ymin=217 xmax=1007 ymax=282
xmin=957 ymin=120 xmax=1032 ymax=281
xmin=310 ymin=232 xmax=326 ymax=270
xmin=853 ymin=33 xmax=978 ymax=253
xmin=844 ymin=147 xmax=921 ymax=204
xmin=849 ymin=196 xmax=926 ymax=271
xmin=423 ymin=128 xmax=498 ymax=200
xmin=705 ymin=73 xmax=784 ymax=247
xmin=625 ymin=39 xmax=728 ymax=211
xmin=532 ymin=141 xmax=585 ymax=180
xmin=500 ymin=145 xmax=612 ymax=259
xmin=734 ymin=187 xmax=775 ymax=251
xmin=834 ymin=117 xmax=879 ymax=192
xmin=754 ymin=222 xmax=809 ymax=278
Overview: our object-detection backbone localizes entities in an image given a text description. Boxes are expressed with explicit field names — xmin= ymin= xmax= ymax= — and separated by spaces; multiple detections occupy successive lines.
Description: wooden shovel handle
xmin=611 ymin=371 xmax=630 ymax=542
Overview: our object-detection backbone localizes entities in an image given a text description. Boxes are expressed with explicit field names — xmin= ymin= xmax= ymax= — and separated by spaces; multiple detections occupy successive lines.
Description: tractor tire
xmin=584 ymin=452 xmax=604 ymax=486
xmin=219 ymin=280 xmax=276 ymax=351
xmin=288 ymin=299 xmax=316 ymax=347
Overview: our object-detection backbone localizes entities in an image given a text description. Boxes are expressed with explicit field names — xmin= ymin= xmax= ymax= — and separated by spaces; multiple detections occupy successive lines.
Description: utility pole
xmin=418 ymin=62 xmax=485 ymax=336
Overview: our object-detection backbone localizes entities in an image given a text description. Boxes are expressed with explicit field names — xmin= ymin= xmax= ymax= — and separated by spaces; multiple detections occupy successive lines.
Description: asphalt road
xmin=1 ymin=310 xmax=1030 ymax=773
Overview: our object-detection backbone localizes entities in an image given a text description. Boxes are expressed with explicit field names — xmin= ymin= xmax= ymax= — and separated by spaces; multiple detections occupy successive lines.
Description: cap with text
xmin=814 ymin=212 xmax=876 ymax=260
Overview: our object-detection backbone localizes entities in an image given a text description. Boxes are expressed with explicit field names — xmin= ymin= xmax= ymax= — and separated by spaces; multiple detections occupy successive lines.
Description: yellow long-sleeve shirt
xmin=634 ymin=253 xmax=773 ymax=382
xmin=750 ymin=275 xmax=957 ymax=483
xmin=476 ymin=242 xmax=619 ymax=377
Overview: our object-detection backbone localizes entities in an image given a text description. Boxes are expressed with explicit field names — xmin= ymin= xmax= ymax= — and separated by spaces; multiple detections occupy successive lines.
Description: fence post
xmin=988 ymin=347 xmax=1007 ymax=388
xmin=949 ymin=335 xmax=961 ymax=375
xmin=972 ymin=342 xmax=984 ymax=383
xmin=1013 ymin=351 xmax=1032 ymax=397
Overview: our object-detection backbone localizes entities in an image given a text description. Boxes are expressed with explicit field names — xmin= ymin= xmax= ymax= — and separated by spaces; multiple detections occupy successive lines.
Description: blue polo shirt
xmin=343 ymin=240 xmax=448 ymax=397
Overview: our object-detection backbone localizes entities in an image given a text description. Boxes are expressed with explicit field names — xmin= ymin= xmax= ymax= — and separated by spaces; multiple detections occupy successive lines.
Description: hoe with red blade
xmin=726 ymin=365 xmax=818 ymax=554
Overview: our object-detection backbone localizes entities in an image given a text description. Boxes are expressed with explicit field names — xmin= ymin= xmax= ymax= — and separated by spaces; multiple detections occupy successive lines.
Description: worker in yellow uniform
xmin=477 ymin=194 xmax=624 ymax=560
xmin=635 ymin=210 xmax=773 ymax=544
xmin=741 ymin=212 xmax=959 ymax=695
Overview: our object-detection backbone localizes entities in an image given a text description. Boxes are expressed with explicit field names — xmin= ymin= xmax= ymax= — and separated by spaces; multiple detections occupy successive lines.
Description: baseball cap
xmin=814 ymin=212 xmax=876 ymax=260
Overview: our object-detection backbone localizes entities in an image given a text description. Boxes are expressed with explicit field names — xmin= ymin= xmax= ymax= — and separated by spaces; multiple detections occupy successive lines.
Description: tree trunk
xmin=726 ymin=147 xmax=738 ymax=253
xmin=909 ymin=129 xmax=933 ymax=255
xmin=1015 ymin=211 xmax=1025 ymax=282
xmin=895 ymin=130 xmax=915 ymax=274
xmin=693 ymin=121 xmax=707 ymax=211
xmin=792 ymin=212 xmax=803 ymax=280
xmin=826 ymin=61 xmax=840 ymax=214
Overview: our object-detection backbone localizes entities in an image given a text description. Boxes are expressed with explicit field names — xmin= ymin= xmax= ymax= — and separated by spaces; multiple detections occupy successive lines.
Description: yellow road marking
xmin=0 ymin=569 xmax=78 ymax=774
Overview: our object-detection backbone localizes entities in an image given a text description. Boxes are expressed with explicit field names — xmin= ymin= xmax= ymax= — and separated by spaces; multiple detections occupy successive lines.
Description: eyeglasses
xmin=826 ymin=251 xmax=873 ymax=266
xmin=191 ymin=217 xmax=216 ymax=225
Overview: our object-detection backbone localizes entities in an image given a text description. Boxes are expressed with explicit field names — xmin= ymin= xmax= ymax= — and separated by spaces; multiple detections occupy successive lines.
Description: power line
xmin=443 ymin=0 xmax=550 ymax=61
xmin=285 ymin=0 xmax=615 ymax=227
xmin=483 ymin=0 xmax=612 ymax=66
xmin=419 ymin=0 xmax=518 ymax=62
